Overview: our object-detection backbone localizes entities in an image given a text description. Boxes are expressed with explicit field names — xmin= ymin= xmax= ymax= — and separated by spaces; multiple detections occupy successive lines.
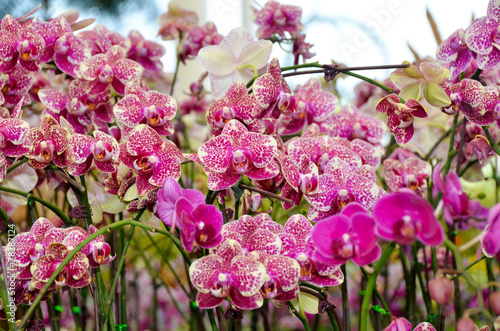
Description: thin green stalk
xmin=327 ymin=310 xmax=340 ymax=331
xmin=287 ymin=301 xmax=311 ymax=331
xmin=360 ymin=243 xmax=396 ymax=331
xmin=6 ymin=157 xmax=27 ymax=173
xmin=144 ymin=230 xmax=189 ymax=296
xmin=359 ymin=268 xmax=393 ymax=319
xmin=102 ymin=210 xmax=144 ymax=325
xmin=68 ymin=288 xmax=83 ymax=331
xmin=443 ymin=114 xmax=460 ymax=175
xmin=170 ymin=51 xmax=181 ymax=96
xmin=340 ymin=264 xmax=350 ymax=331
xmin=17 ymin=218 xmax=186 ymax=330
xmin=430 ymin=247 xmax=439 ymax=277
xmin=413 ymin=245 xmax=433 ymax=318
xmin=483 ymin=126 xmax=500 ymax=156
xmin=0 ymin=186 xmax=72 ymax=225
xmin=207 ymin=309 xmax=218 ymax=331
xmin=342 ymin=71 xmax=397 ymax=96
xmin=424 ymin=119 xmax=465 ymax=161
xmin=234 ymin=197 xmax=240 ymax=220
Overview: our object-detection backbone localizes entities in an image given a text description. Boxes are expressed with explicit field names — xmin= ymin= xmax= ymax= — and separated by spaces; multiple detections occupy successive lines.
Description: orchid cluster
xmin=0 ymin=1 xmax=499 ymax=331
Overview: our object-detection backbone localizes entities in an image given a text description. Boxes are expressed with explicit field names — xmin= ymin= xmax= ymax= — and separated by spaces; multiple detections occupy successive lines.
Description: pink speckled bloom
xmin=373 ymin=190 xmax=444 ymax=246
xmin=376 ymin=94 xmax=427 ymax=145
xmin=68 ymin=130 xmax=119 ymax=176
xmin=79 ymin=45 xmax=143 ymax=95
xmin=179 ymin=22 xmax=223 ymax=63
xmin=383 ymin=156 xmax=432 ymax=193
xmin=198 ymin=119 xmax=279 ymax=191
xmin=119 ymin=124 xmax=183 ymax=196
xmin=189 ymin=239 xmax=267 ymax=310
xmin=437 ymin=29 xmax=473 ymax=79
xmin=114 ymin=83 xmax=176 ymax=136
xmin=252 ymin=1 xmax=304 ymax=39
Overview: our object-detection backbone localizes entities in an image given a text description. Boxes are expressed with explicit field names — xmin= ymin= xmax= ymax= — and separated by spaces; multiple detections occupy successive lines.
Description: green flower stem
xmin=424 ymin=119 xmax=465 ymax=161
xmin=0 ymin=186 xmax=72 ymax=225
xmin=207 ymin=309 xmax=218 ymax=331
xmin=341 ymin=71 xmax=397 ymax=96
xmin=359 ymin=268 xmax=393 ymax=319
xmin=287 ymin=301 xmax=311 ymax=331
xmin=482 ymin=126 xmax=500 ymax=156
xmin=6 ymin=157 xmax=27 ymax=173
xmin=430 ymin=247 xmax=439 ymax=277
xmin=16 ymin=218 xmax=185 ymax=330
xmin=0 ymin=238 xmax=17 ymax=331
xmin=327 ymin=310 xmax=340 ymax=331
xmin=360 ymin=242 xmax=396 ymax=331
xmin=102 ymin=210 xmax=145 ymax=325
xmin=68 ymin=288 xmax=83 ymax=331
xmin=281 ymin=61 xmax=322 ymax=72
xmin=340 ymin=264 xmax=350 ymax=331
xmin=170 ymin=51 xmax=181 ymax=96
xmin=144 ymin=231 xmax=189 ymax=296
xmin=443 ymin=114 xmax=460 ymax=175
xmin=413 ymin=245 xmax=433 ymax=317
xmin=444 ymin=239 xmax=492 ymax=320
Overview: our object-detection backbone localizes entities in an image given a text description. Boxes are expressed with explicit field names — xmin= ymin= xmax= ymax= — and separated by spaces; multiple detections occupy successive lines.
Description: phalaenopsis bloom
xmin=198 ymin=119 xmax=279 ymax=190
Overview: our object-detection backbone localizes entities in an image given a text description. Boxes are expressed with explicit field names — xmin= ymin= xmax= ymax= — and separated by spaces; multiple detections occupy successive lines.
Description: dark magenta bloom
xmin=482 ymin=204 xmax=500 ymax=261
xmin=311 ymin=203 xmax=381 ymax=266
xmin=373 ymin=190 xmax=444 ymax=246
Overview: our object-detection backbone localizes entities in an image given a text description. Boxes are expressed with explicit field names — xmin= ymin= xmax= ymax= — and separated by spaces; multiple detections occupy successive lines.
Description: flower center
xmin=144 ymin=105 xmax=169 ymax=127
xmin=277 ymin=92 xmax=295 ymax=114
xmin=330 ymin=233 xmax=357 ymax=260
xmin=19 ymin=40 xmax=39 ymax=61
xmin=98 ymin=64 xmax=114 ymax=83
xmin=260 ymin=274 xmax=280 ymax=299
xmin=334 ymin=189 xmax=355 ymax=210
xmin=231 ymin=149 xmax=252 ymax=174
xmin=94 ymin=140 xmax=114 ymax=162
xmin=298 ymin=172 xmax=318 ymax=194
xmin=54 ymin=36 xmax=70 ymax=55
xmin=392 ymin=215 xmax=418 ymax=245
xmin=213 ymin=106 xmax=235 ymax=128
xmin=133 ymin=153 xmax=158 ymax=173
xmin=34 ymin=140 xmax=55 ymax=163
xmin=69 ymin=97 xmax=88 ymax=116
xmin=351 ymin=122 xmax=368 ymax=140
xmin=210 ymin=273 xmax=230 ymax=298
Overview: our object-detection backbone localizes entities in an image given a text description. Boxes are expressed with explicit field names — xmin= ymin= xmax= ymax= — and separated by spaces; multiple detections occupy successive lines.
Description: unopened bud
xmin=456 ymin=317 xmax=479 ymax=331
xmin=488 ymin=291 xmax=500 ymax=315
xmin=429 ymin=277 xmax=454 ymax=306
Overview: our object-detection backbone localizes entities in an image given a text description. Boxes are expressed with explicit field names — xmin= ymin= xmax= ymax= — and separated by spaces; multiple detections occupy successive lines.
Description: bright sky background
xmin=50 ymin=0 xmax=488 ymax=99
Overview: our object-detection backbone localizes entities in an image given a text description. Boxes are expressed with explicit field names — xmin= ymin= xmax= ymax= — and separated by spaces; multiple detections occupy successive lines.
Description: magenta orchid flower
xmin=280 ymin=214 xmax=344 ymax=287
xmin=384 ymin=317 xmax=412 ymax=331
xmin=127 ymin=30 xmax=166 ymax=74
xmin=249 ymin=251 xmax=301 ymax=302
xmin=198 ymin=119 xmax=279 ymax=191
xmin=0 ymin=14 xmax=45 ymax=72
xmin=373 ymin=189 xmax=444 ymax=246
xmin=312 ymin=203 xmax=381 ymax=266
xmin=437 ymin=29 xmax=474 ymax=79
xmin=383 ymin=156 xmax=432 ymax=193
xmin=481 ymin=204 xmax=500 ymax=261
xmin=53 ymin=29 xmax=91 ymax=78
xmin=376 ymin=94 xmax=427 ymax=145
xmin=119 ymin=124 xmax=183 ymax=196
xmin=87 ymin=225 xmax=116 ymax=268
xmin=253 ymin=58 xmax=295 ymax=118
xmin=413 ymin=322 xmax=437 ymax=331
xmin=79 ymin=45 xmax=143 ymax=95
xmin=68 ymin=130 xmax=120 ymax=176
xmin=30 ymin=242 xmax=91 ymax=290
xmin=199 ymin=27 xmax=272 ymax=99
xmin=0 ymin=117 xmax=30 ymax=157
xmin=206 ymin=82 xmax=265 ymax=136
xmin=1 ymin=65 xmax=34 ymax=108
xmin=179 ymin=22 xmax=224 ymax=64
xmin=465 ymin=1 xmax=500 ymax=69
xmin=305 ymin=157 xmax=384 ymax=222
xmin=114 ymin=83 xmax=177 ymax=136
xmin=433 ymin=164 xmax=489 ymax=229
xmin=252 ymin=1 xmax=304 ymax=39
xmin=25 ymin=114 xmax=75 ymax=169
xmin=189 ymin=239 xmax=267 ymax=310
xmin=176 ymin=199 xmax=224 ymax=252
xmin=323 ymin=104 xmax=387 ymax=145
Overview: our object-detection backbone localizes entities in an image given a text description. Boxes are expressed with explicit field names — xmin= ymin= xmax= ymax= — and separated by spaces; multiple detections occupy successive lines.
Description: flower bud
xmin=429 ymin=277 xmax=454 ymax=305
xmin=488 ymin=291 xmax=500 ymax=315
xmin=456 ymin=317 xmax=479 ymax=331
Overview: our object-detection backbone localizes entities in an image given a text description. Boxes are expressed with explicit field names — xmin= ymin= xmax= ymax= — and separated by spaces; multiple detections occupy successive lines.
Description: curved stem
xmin=359 ymin=268 xmax=393 ymax=319
xmin=16 ymin=218 xmax=185 ymax=330
xmin=360 ymin=242 xmax=396 ymax=331
xmin=239 ymin=183 xmax=293 ymax=205
xmin=6 ymin=157 xmax=27 ymax=173
xmin=287 ymin=301 xmax=311 ymax=331
xmin=0 ymin=186 xmax=72 ymax=225
xmin=207 ymin=309 xmax=218 ymax=331
xmin=482 ymin=126 xmax=500 ymax=156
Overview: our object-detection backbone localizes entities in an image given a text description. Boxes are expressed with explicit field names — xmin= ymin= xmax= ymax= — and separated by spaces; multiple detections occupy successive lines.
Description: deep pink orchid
xmin=87 ymin=225 xmax=116 ymax=268
xmin=189 ymin=239 xmax=266 ymax=310
xmin=376 ymin=94 xmax=427 ymax=144
xmin=79 ymin=45 xmax=143 ymax=95
xmin=127 ymin=30 xmax=166 ymax=74
xmin=482 ymin=204 xmax=500 ymax=261
xmin=0 ymin=116 xmax=30 ymax=157
xmin=114 ymin=83 xmax=177 ymax=137
xmin=198 ymin=119 xmax=279 ymax=191
xmin=437 ymin=29 xmax=474 ymax=79
xmin=383 ymin=156 xmax=431 ymax=193
xmin=1 ymin=64 xmax=33 ymax=108
xmin=119 ymin=124 xmax=183 ymax=196
xmin=373 ymin=189 xmax=444 ymax=246
xmin=384 ymin=317 xmax=412 ymax=331
xmin=312 ymin=203 xmax=381 ymax=266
